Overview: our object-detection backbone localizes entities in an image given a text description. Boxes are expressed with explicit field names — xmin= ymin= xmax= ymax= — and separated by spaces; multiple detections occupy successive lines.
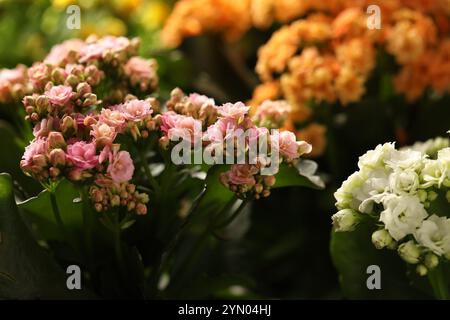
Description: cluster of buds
xmin=220 ymin=164 xmax=277 ymax=199
xmin=19 ymin=36 xmax=160 ymax=216
xmin=23 ymin=82 xmax=100 ymax=124
xmin=0 ymin=65 xmax=31 ymax=104
xmin=251 ymin=100 xmax=291 ymax=129
xmin=89 ymin=180 xmax=149 ymax=215
xmin=159 ymin=90 xmax=312 ymax=199
xmin=166 ymin=87 xmax=218 ymax=128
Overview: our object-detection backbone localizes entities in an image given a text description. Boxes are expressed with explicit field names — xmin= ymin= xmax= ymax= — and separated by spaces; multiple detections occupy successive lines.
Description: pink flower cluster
xmin=0 ymin=65 xmax=31 ymax=104
xmin=20 ymin=36 xmax=161 ymax=215
xmin=252 ymin=100 xmax=291 ymax=129
xmin=158 ymin=88 xmax=313 ymax=199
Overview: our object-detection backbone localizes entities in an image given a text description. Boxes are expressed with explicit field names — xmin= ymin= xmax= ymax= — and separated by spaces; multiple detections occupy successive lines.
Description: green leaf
xmin=330 ymin=221 xmax=428 ymax=299
xmin=0 ymin=173 xmax=90 ymax=298
xmin=18 ymin=179 xmax=83 ymax=241
xmin=274 ymin=161 xmax=324 ymax=190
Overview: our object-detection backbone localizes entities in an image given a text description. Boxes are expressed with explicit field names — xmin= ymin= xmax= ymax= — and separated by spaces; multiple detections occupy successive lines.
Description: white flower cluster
xmin=332 ymin=137 xmax=450 ymax=276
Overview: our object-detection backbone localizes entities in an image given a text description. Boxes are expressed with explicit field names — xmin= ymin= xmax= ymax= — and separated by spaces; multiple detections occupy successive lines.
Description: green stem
xmin=214 ymin=200 xmax=248 ymax=230
xmin=50 ymin=191 xmax=69 ymax=242
xmin=113 ymin=212 xmax=126 ymax=278
xmin=138 ymin=149 xmax=159 ymax=192
xmin=428 ymin=265 xmax=450 ymax=300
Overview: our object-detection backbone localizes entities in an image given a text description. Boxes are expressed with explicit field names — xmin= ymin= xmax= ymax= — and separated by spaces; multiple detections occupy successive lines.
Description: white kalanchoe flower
xmin=403 ymin=137 xmax=449 ymax=158
xmin=334 ymin=171 xmax=366 ymax=210
xmin=414 ymin=215 xmax=450 ymax=257
xmin=398 ymin=240 xmax=422 ymax=264
xmin=385 ymin=149 xmax=425 ymax=171
xmin=379 ymin=194 xmax=428 ymax=241
xmin=332 ymin=209 xmax=360 ymax=232
xmin=420 ymin=158 xmax=446 ymax=188
xmin=358 ymin=143 xmax=396 ymax=170
xmin=389 ymin=168 xmax=420 ymax=195
xmin=371 ymin=229 xmax=395 ymax=249
xmin=356 ymin=168 xmax=390 ymax=213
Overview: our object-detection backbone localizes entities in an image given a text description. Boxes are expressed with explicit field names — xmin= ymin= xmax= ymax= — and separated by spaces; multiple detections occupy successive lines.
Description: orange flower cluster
xmin=163 ymin=0 xmax=450 ymax=156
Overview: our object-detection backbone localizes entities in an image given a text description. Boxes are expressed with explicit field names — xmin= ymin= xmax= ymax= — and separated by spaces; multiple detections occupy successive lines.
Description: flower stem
xmin=50 ymin=191 xmax=69 ymax=242
xmin=214 ymin=199 xmax=248 ymax=230
xmin=113 ymin=212 xmax=127 ymax=278
xmin=428 ymin=265 xmax=450 ymax=300
xmin=138 ymin=149 xmax=159 ymax=192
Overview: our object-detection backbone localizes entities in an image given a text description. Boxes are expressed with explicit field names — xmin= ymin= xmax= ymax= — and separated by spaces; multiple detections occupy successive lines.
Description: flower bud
xmin=68 ymin=168 xmax=83 ymax=181
xmin=51 ymin=68 xmax=66 ymax=83
xmin=83 ymin=115 xmax=97 ymax=127
xmin=49 ymin=166 xmax=60 ymax=178
xmin=94 ymin=203 xmax=103 ymax=212
xmin=23 ymin=96 xmax=35 ymax=107
xmin=48 ymin=132 xmax=66 ymax=149
xmin=428 ymin=191 xmax=438 ymax=201
xmin=418 ymin=189 xmax=428 ymax=202
xmin=159 ymin=136 xmax=170 ymax=150
xmin=127 ymin=201 xmax=136 ymax=211
xmin=398 ymin=240 xmax=421 ymax=264
xmin=371 ymin=229 xmax=394 ymax=250
xmin=254 ymin=183 xmax=263 ymax=194
xmin=263 ymin=175 xmax=276 ymax=187
xmin=111 ymin=195 xmax=121 ymax=207
xmin=66 ymin=74 xmax=79 ymax=87
xmin=49 ymin=148 xmax=66 ymax=166
xmin=424 ymin=253 xmax=439 ymax=269
xmin=32 ymin=154 xmax=47 ymax=168
xmin=136 ymin=203 xmax=147 ymax=215
xmin=61 ymin=116 xmax=77 ymax=136
xmin=35 ymin=95 xmax=49 ymax=114
xmin=82 ymin=93 xmax=98 ymax=107
xmin=76 ymin=82 xmax=91 ymax=96
xmin=416 ymin=264 xmax=428 ymax=276
xmin=332 ymin=209 xmax=360 ymax=232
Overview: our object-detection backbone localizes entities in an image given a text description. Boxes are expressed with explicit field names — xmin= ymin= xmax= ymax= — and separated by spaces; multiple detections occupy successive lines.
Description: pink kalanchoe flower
xmin=67 ymin=141 xmax=99 ymax=170
xmin=253 ymin=100 xmax=291 ymax=128
xmin=99 ymin=108 xmax=126 ymax=131
xmin=118 ymin=99 xmax=153 ymax=122
xmin=90 ymin=122 xmax=117 ymax=146
xmin=44 ymin=39 xmax=85 ymax=66
xmin=188 ymin=93 xmax=215 ymax=107
xmin=124 ymin=57 xmax=157 ymax=84
xmin=161 ymin=112 xmax=202 ymax=144
xmin=33 ymin=117 xmax=58 ymax=138
xmin=99 ymin=146 xmax=113 ymax=164
xmin=45 ymin=85 xmax=73 ymax=106
xmin=107 ymin=150 xmax=134 ymax=183
xmin=217 ymin=102 xmax=249 ymax=120
xmin=226 ymin=164 xmax=259 ymax=186
xmin=272 ymin=131 xmax=312 ymax=161
xmin=21 ymin=137 xmax=49 ymax=170
xmin=80 ymin=36 xmax=130 ymax=63
xmin=28 ymin=63 xmax=51 ymax=89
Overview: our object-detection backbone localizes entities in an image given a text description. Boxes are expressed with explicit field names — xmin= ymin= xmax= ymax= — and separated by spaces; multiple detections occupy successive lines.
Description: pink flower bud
xmin=49 ymin=148 xmax=66 ymax=166
xmin=48 ymin=131 xmax=66 ymax=149
xmin=32 ymin=154 xmax=47 ymax=168
xmin=68 ymin=168 xmax=83 ymax=181
xmin=136 ymin=203 xmax=147 ymax=215
xmin=76 ymin=82 xmax=91 ymax=96
xmin=61 ymin=116 xmax=77 ymax=136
